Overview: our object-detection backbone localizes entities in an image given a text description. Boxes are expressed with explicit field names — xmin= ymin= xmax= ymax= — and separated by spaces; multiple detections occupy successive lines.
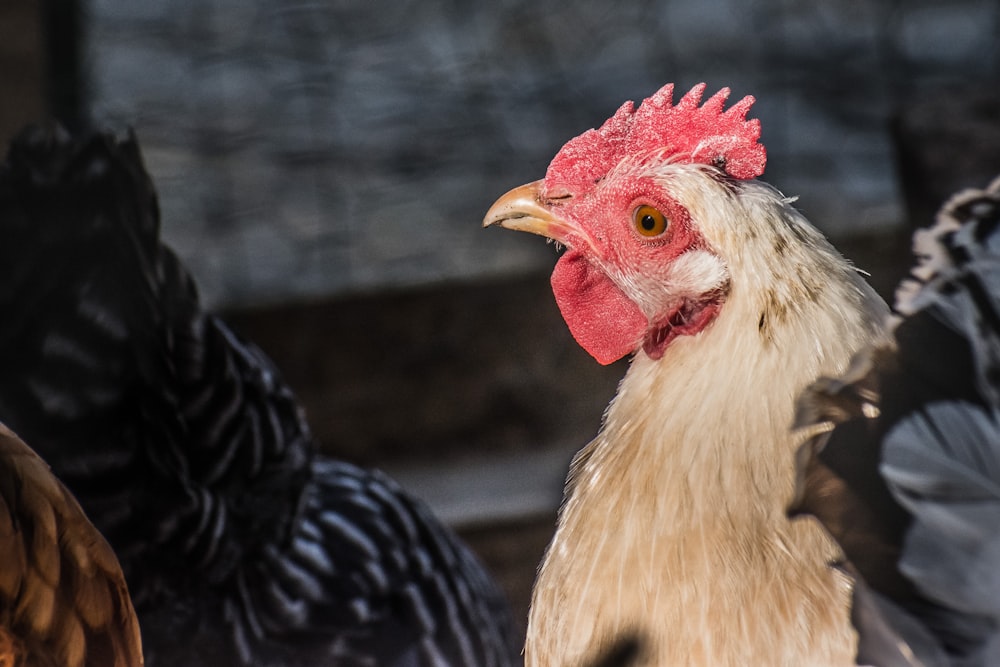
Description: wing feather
xmin=791 ymin=176 xmax=1000 ymax=666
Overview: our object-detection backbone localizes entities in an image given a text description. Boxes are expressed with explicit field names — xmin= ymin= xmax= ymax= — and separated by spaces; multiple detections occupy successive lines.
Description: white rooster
xmin=484 ymin=83 xmax=889 ymax=665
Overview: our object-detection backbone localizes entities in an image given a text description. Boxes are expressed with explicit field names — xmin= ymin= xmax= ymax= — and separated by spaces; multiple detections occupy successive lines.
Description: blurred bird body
xmin=0 ymin=127 xmax=519 ymax=667
xmin=485 ymin=84 xmax=888 ymax=665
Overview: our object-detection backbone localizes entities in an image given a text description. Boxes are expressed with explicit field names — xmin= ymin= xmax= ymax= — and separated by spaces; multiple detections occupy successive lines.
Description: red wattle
xmin=550 ymin=250 xmax=648 ymax=365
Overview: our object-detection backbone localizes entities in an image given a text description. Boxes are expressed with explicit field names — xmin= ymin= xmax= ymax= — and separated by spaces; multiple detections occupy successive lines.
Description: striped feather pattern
xmin=0 ymin=126 xmax=519 ymax=666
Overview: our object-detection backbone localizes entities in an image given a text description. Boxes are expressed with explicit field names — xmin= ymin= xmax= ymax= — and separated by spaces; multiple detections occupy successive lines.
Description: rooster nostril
xmin=545 ymin=193 xmax=573 ymax=206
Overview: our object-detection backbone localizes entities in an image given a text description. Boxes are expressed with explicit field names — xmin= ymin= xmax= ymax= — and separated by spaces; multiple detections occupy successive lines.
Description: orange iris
xmin=633 ymin=205 xmax=668 ymax=237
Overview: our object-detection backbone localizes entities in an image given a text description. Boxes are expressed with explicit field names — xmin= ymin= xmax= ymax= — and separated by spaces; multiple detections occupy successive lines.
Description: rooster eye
xmin=633 ymin=205 xmax=668 ymax=237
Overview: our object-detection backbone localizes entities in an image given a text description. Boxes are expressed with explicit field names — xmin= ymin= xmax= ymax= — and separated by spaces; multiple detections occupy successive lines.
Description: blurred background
xmin=2 ymin=0 xmax=999 ymax=639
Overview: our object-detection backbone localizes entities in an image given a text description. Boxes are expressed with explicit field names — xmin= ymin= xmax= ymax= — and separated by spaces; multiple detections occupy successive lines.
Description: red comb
xmin=545 ymin=83 xmax=766 ymax=191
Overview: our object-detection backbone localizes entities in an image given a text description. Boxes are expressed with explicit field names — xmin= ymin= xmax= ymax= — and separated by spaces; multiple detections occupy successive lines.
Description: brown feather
xmin=0 ymin=423 xmax=143 ymax=667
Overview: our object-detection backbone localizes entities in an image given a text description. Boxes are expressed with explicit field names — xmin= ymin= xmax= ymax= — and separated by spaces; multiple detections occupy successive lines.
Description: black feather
xmin=791 ymin=176 xmax=1000 ymax=666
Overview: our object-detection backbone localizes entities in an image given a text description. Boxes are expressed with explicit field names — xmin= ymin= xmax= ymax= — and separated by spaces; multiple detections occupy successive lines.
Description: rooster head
xmin=484 ymin=83 xmax=767 ymax=365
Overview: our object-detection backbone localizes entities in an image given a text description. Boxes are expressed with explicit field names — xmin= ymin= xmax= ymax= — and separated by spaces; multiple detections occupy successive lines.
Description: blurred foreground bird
xmin=0 ymin=422 xmax=143 ymax=667
xmin=0 ymin=127 xmax=519 ymax=666
xmin=791 ymin=176 xmax=1000 ymax=666
xmin=484 ymin=83 xmax=889 ymax=665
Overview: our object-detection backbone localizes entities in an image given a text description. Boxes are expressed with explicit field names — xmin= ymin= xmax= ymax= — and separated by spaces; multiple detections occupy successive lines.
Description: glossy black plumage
xmin=0 ymin=126 xmax=520 ymax=667
xmin=791 ymin=176 xmax=1000 ymax=666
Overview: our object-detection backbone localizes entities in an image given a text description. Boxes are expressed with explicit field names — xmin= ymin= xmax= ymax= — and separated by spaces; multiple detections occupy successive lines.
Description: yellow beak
xmin=483 ymin=180 xmax=570 ymax=241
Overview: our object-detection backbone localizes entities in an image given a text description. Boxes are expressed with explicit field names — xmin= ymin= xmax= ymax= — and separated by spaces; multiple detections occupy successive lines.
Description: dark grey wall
xmin=87 ymin=0 xmax=1000 ymax=307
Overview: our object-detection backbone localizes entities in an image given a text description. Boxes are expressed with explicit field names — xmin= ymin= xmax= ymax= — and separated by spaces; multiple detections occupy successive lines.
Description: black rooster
xmin=0 ymin=126 xmax=519 ymax=667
